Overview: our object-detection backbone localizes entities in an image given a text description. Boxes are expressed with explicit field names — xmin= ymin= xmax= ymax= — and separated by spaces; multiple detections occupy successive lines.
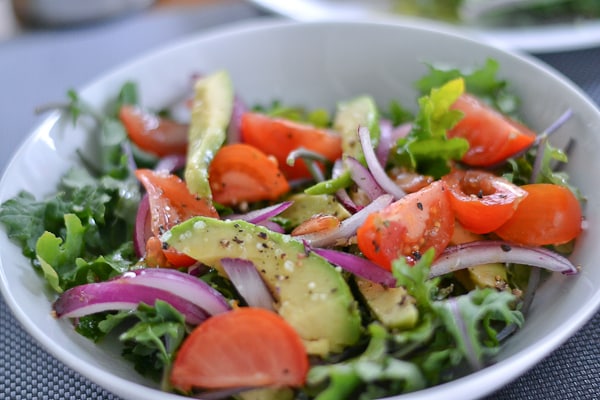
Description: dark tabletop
xmin=0 ymin=2 xmax=599 ymax=399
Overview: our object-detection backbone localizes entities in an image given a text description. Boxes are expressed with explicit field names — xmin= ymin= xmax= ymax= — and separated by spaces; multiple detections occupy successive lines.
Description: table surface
xmin=0 ymin=1 xmax=599 ymax=399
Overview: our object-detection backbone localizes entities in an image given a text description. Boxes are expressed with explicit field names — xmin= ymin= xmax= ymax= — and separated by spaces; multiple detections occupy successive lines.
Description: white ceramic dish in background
xmin=12 ymin=0 xmax=155 ymax=26
xmin=248 ymin=0 xmax=600 ymax=53
xmin=0 ymin=18 xmax=599 ymax=400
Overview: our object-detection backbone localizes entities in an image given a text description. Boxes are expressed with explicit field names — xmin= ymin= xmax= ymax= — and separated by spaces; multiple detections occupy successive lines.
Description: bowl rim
xmin=1 ymin=17 xmax=599 ymax=400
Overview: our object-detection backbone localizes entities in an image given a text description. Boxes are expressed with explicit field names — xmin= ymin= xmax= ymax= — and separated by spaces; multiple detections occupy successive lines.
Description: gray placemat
xmin=1 ymin=4 xmax=599 ymax=399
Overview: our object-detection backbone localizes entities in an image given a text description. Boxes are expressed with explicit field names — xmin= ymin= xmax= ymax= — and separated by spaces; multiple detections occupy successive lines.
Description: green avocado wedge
xmin=333 ymin=95 xmax=380 ymax=162
xmin=304 ymin=95 xmax=380 ymax=195
xmin=184 ymin=70 xmax=234 ymax=199
xmin=164 ymin=217 xmax=362 ymax=356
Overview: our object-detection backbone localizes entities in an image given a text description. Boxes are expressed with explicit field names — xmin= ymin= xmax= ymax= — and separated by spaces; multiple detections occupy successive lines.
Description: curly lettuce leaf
xmin=416 ymin=58 xmax=518 ymax=116
xmin=308 ymin=250 xmax=523 ymax=396
xmin=393 ymin=78 xmax=469 ymax=178
xmin=307 ymin=323 xmax=426 ymax=399
xmin=76 ymin=301 xmax=187 ymax=389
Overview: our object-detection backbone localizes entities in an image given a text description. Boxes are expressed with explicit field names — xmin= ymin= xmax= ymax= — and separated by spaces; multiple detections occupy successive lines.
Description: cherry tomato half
xmin=241 ymin=112 xmax=342 ymax=180
xmin=448 ymin=94 xmax=537 ymax=167
xmin=357 ymin=180 xmax=455 ymax=270
xmin=494 ymin=183 xmax=583 ymax=246
xmin=135 ymin=169 xmax=218 ymax=267
xmin=120 ymin=105 xmax=188 ymax=157
xmin=442 ymin=169 xmax=528 ymax=234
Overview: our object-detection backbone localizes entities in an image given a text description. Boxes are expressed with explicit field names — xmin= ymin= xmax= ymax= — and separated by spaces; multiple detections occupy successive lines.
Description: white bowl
xmin=1 ymin=18 xmax=599 ymax=400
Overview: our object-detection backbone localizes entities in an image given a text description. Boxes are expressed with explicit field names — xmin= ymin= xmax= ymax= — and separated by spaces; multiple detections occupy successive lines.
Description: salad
xmin=0 ymin=59 xmax=584 ymax=400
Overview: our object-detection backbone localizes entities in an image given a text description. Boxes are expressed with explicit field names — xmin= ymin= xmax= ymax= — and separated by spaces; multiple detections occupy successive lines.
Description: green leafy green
xmin=77 ymin=301 xmax=188 ymax=389
xmin=385 ymin=100 xmax=414 ymax=126
xmin=307 ymin=250 xmax=523 ymax=397
xmin=416 ymin=58 xmax=518 ymax=116
xmin=36 ymin=214 xmax=85 ymax=293
xmin=392 ymin=78 xmax=469 ymax=178
xmin=307 ymin=324 xmax=427 ymax=399
xmin=0 ymin=85 xmax=141 ymax=293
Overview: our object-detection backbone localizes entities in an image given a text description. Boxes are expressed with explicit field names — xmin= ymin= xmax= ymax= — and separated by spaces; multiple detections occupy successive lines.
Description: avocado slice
xmin=456 ymin=263 xmax=510 ymax=291
xmin=355 ymin=277 xmax=418 ymax=330
xmin=184 ymin=70 xmax=234 ymax=199
xmin=279 ymin=194 xmax=351 ymax=228
xmin=334 ymin=95 xmax=380 ymax=162
xmin=164 ymin=217 xmax=362 ymax=356
xmin=305 ymin=95 xmax=380 ymax=195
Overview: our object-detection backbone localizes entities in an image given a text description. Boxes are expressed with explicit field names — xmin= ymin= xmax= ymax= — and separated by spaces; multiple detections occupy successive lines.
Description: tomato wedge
xmin=442 ymin=169 xmax=528 ymax=234
xmin=494 ymin=183 xmax=582 ymax=246
xmin=240 ymin=112 xmax=342 ymax=180
xmin=120 ymin=105 xmax=188 ymax=157
xmin=170 ymin=307 xmax=309 ymax=391
xmin=448 ymin=94 xmax=537 ymax=166
xmin=135 ymin=169 xmax=218 ymax=267
xmin=208 ymin=143 xmax=290 ymax=206
xmin=357 ymin=181 xmax=455 ymax=270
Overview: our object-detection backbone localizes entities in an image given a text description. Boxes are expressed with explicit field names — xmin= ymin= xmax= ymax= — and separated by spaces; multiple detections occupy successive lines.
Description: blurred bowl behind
xmin=12 ymin=0 xmax=155 ymax=26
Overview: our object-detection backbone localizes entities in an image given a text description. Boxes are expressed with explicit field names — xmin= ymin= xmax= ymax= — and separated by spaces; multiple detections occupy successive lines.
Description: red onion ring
xmin=310 ymin=247 xmax=396 ymax=287
xmin=53 ymin=280 xmax=209 ymax=325
xmin=116 ymin=268 xmax=231 ymax=315
xmin=229 ymin=201 xmax=293 ymax=224
xmin=430 ymin=240 xmax=579 ymax=278
xmin=154 ymin=154 xmax=186 ymax=173
xmin=227 ymin=96 xmax=248 ymax=144
xmin=345 ymin=156 xmax=386 ymax=201
xmin=221 ymin=258 xmax=275 ymax=310
xmin=133 ymin=194 xmax=151 ymax=258
xmin=358 ymin=126 xmax=406 ymax=199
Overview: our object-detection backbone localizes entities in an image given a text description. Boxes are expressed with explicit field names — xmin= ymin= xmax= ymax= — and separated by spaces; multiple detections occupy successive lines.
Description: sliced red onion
xmin=332 ymin=159 xmax=361 ymax=213
xmin=391 ymin=122 xmax=412 ymax=141
xmin=133 ymin=194 xmax=151 ymax=258
xmin=345 ymin=156 xmax=386 ymax=201
xmin=121 ymin=142 xmax=138 ymax=174
xmin=154 ymin=154 xmax=186 ymax=173
xmin=297 ymin=194 xmax=393 ymax=247
xmin=430 ymin=240 xmax=579 ymax=278
xmin=336 ymin=187 xmax=361 ymax=214
xmin=310 ymin=247 xmax=396 ymax=287
xmin=375 ymin=119 xmax=393 ymax=166
xmin=286 ymin=147 xmax=327 ymax=182
xmin=229 ymin=201 xmax=293 ymax=224
xmin=227 ymin=96 xmax=248 ymax=144
xmin=257 ymin=220 xmax=285 ymax=233
xmin=53 ymin=280 xmax=209 ymax=325
xmin=116 ymin=268 xmax=231 ymax=315
xmin=221 ymin=258 xmax=275 ymax=311
xmin=358 ymin=126 xmax=406 ymax=200
xmin=445 ymin=297 xmax=483 ymax=371
xmin=375 ymin=121 xmax=412 ymax=168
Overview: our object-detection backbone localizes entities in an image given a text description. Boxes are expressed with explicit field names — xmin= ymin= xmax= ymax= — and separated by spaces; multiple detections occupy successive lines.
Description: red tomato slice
xmin=209 ymin=143 xmax=290 ymax=206
xmin=448 ymin=94 xmax=537 ymax=167
xmin=170 ymin=307 xmax=309 ymax=391
xmin=442 ymin=169 xmax=528 ymax=234
xmin=494 ymin=183 xmax=582 ymax=246
xmin=240 ymin=112 xmax=342 ymax=180
xmin=135 ymin=169 xmax=218 ymax=267
xmin=357 ymin=181 xmax=455 ymax=270
xmin=120 ymin=106 xmax=188 ymax=157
